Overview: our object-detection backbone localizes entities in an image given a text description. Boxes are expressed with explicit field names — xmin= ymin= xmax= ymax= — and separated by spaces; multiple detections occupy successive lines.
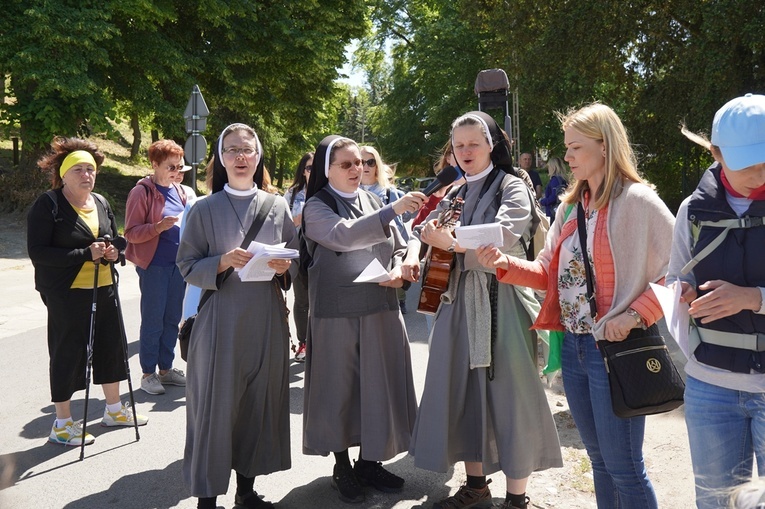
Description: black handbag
xmin=577 ymin=202 xmax=685 ymax=418
xmin=597 ymin=326 xmax=685 ymax=418
xmin=178 ymin=193 xmax=277 ymax=362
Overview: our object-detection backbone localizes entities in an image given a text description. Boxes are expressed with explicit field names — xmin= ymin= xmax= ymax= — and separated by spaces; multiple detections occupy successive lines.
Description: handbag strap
xmin=577 ymin=201 xmax=597 ymax=319
xmin=197 ymin=192 xmax=277 ymax=312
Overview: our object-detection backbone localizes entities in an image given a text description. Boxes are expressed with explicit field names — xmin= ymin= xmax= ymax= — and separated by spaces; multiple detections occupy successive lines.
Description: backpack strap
xmin=681 ymin=216 xmax=765 ymax=275
xmin=45 ymin=190 xmax=62 ymax=223
xmin=198 ymin=192 xmax=278 ymax=311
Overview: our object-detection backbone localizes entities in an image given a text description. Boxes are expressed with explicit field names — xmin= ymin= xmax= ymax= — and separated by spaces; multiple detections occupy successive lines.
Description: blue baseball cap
xmin=711 ymin=93 xmax=765 ymax=171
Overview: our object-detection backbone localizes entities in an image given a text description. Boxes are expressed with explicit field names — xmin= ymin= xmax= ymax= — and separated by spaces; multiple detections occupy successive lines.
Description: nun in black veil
xmin=177 ymin=123 xmax=297 ymax=509
xmin=301 ymin=135 xmax=426 ymax=504
xmin=405 ymin=112 xmax=562 ymax=509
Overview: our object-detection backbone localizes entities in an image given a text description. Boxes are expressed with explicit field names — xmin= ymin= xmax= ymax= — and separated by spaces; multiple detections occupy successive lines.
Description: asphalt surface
xmin=0 ymin=251 xmax=693 ymax=509
xmin=0 ymin=254 xmax=506 ymax=509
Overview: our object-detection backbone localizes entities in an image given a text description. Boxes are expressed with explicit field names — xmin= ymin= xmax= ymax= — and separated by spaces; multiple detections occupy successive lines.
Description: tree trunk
xmin=130 ymin=112 xmax=141 ymax=159
xmin=151 ymin=130 xmax=159 ymax=143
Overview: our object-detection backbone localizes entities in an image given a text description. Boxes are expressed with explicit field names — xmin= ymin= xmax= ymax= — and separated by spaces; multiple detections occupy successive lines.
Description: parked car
xmin=396 ymin=176 xmax=436 ymax=193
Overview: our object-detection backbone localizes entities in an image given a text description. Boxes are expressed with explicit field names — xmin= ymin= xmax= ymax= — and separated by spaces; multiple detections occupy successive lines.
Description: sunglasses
xmin=304 ymin=165 xmax=312 ymax=172
xmin=166 ymin=164 xmax=184 ymax=172
xmin=362 ymin=158 xmax=377 ymax=168
xmin=331 ymin=159 xmax=363 ymax=171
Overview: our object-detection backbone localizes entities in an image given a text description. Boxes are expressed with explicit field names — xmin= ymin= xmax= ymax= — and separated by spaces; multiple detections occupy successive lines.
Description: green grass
xmin=0 ymin=121 xmax=206 ymax=231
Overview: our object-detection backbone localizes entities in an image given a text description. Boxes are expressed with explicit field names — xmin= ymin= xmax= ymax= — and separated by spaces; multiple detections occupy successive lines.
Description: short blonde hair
xmin=558 ymin=103 xmax=648 ymax=209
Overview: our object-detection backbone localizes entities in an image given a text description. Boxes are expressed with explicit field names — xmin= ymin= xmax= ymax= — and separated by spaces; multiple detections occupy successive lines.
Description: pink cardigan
xmin=124 ymin=176 xmax=187 ymax=270
xmin=497 ymin=181 xmax=673 ymax=338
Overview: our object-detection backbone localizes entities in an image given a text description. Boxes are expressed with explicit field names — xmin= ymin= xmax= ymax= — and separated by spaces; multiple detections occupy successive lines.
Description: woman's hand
xmin=292 ymin=213 xmax=302 ymax=228
xmin=603 ymin=312 xmax=639 ymax=342
xmin=674 ymin=281 xmax=697 ymax=304
xmin=476 ymin=245 xmax=509 ymax=271
xmin=220 ymin=247 xmax=253 ymax=271
xmin=103 ymin=243 xmax=119 ymax=262
xmin=420 ymin=219 xmax=455 ymax=250
xmin=392 ymin=192 xmax=426 ymax=216
xmin=379 ymin=266 xmax=404 ymax=288
xmin=154 ymin=216 xmax=179 ymax=233
xmin=268 ymin=258 xmax=292 ymax=276
xmin=89 ymin=241 xmax=108 ymax=261
xmin=399 ymin=259 xmax=421 ymax=283
xmin=688 ymin=280 xmax=762 ymax=324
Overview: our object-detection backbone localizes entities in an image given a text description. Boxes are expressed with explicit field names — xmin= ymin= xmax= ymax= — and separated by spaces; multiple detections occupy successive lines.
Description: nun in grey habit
xmin=301 ymin=135 xmax=425 ymax=504
xmin=407 ymin=112 xmax=562 ymax=509
xmin=176 ymin=124 xmax=297 ymax=509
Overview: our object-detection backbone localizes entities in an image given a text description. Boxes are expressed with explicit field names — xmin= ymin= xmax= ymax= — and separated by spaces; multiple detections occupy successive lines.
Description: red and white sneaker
xmin=295 ymin=343 xmax=306 ymax=362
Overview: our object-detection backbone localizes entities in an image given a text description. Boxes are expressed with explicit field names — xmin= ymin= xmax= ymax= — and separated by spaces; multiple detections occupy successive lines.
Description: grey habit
xmin=410 ymin=170 xmax=563 ymax=479
xmin=176 ymin=189 xmax=298 ymax=497
xmin=302 ymin=187 xmax=418 ymax=461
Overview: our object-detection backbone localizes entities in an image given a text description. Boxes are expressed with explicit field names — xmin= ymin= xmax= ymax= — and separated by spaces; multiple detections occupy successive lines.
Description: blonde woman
xmin=539 ymin=156 xmax=568 ymax=222
xmin=477 ymin=103 xmax=674 ymax=508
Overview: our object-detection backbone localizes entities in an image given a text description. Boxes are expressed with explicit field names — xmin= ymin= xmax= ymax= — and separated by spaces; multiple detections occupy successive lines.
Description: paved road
xmin=0 ymin=252 xmax=694 ymax=508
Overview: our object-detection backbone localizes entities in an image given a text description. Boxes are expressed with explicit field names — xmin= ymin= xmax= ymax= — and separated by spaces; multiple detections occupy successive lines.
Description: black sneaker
xmin=331 ymin=463 xmax=365 ymax=504
xmin=234 ymin=491 xmax=274 ymax=509
xmin=354 ymin=459 xmax=405 ymax=493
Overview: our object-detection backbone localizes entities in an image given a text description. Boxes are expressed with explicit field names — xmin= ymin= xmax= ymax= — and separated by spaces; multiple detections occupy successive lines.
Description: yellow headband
xmin=60 ymin=150 xmax=97 ymax=178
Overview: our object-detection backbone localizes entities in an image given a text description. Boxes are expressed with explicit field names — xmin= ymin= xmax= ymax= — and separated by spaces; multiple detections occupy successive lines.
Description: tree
xmin=0 ymin=0 xmax=367 ymax=209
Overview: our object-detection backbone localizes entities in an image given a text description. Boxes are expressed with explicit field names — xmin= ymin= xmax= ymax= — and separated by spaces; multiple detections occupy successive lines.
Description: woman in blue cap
xmin=667 ymin=93 xmax=765 ymax=508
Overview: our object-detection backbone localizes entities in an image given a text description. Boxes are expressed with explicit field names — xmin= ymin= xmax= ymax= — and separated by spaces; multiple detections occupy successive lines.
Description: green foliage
xmin=0 ymin=0 xmax=366 ymax=208
xmin=364 ymin=0 xmax=765 ymax=208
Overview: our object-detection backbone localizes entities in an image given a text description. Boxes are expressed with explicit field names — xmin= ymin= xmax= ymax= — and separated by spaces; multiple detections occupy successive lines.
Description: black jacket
xmin=27 ymin=188 xmax=117 ymax=296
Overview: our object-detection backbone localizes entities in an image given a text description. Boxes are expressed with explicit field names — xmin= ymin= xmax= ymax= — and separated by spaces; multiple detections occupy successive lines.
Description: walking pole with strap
xmin=80 ymin=241 xmax=101 ymax=461
xmin=103 ymin=235 xmax=140 ymax=442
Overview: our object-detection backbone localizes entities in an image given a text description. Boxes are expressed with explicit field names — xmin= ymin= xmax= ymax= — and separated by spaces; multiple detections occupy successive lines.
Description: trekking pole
xmin=80 ymin=240 xmax=102 ymax=461
xmin=103 ymin=235 xmax=140 ymax=441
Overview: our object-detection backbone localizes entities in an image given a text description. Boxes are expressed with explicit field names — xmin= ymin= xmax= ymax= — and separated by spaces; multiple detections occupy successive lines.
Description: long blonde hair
xmin=558 ymin=103 xmax=648 ymax=209
xmin=359 ymin=145 xmax=389 ymax=188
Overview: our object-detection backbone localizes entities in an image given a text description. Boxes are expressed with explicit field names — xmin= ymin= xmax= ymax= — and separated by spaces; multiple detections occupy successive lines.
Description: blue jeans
xmin=685 ymin=375 xmax=765 ymax=508
xmin=136 ymin=264 xmax=185 ymax=374
xmin=562 ymin=332 xmax=658 ymax=508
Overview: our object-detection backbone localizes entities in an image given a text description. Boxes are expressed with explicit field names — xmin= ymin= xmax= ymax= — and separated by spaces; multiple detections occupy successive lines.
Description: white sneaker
xmin=140 ymin=373 xmax=165 ymax=394
xmin=49 ymin=419 xmax=95 ymax=446
xmin=101 ymin=403 xmax=148 ymax=427
xmin=158 ymin=368 xmax=186 ymax=386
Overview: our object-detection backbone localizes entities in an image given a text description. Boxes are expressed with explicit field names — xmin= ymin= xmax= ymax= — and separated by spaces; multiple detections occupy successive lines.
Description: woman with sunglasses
xmin=284 ymin=151 xmax=314 ymax=361
xmin=360 ymin=145 xmax=411 ymax=313
xmin=124 ymin=139 xmax=189 ymax=396
xmin=302 ymin=135 xmax=426 ymax=504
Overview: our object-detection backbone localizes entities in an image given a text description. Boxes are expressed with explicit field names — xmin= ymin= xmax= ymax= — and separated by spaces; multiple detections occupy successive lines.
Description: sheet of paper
xmin=454 ymin=223 xmax=503 ymax=250
xmin=353 ymin=258 xmax=392 ymax=283
xmin=649 ymin=282 xmax=691 ymax=359
xmin=238 ymin=241 xmax=300 ymax=282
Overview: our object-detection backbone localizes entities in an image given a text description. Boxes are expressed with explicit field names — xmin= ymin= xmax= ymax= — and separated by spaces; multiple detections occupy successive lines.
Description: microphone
xmin=421 ymin=165 xmax=463 ymax=196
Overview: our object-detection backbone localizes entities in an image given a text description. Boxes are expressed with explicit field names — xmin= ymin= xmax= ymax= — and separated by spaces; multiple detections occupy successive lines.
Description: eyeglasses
xmin=331 ymin=159 xmax=363 ymax=171
xmin=362 ymin=158 xmax=376 ymax=168
xmin=222 ymin=147 xmax=258 ymax=158
xmin=304 ymin=165 xmax=312 ymax=172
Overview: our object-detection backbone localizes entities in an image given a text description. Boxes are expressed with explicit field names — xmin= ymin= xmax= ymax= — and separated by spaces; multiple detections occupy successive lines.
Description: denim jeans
xmin=562 ymin=332 xmax=658 ymax=508
xmin=136 ymin=264 xmax=185 ymax=374
xmin=685 ymin=375 xmax=765 ymax=508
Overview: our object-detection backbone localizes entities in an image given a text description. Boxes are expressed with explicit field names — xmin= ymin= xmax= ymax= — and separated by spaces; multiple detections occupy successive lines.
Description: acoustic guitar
xmin=417 ymin=197 xmax=464 ymax=315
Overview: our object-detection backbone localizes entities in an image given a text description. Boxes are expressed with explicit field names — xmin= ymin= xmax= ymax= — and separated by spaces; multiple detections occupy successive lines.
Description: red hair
xmin=148 ymin=140 xmax=184 ymax=165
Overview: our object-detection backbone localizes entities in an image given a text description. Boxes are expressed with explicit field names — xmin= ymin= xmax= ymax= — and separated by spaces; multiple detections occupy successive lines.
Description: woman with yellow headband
xmin=27 ymin=136 xmax=148 ymax=447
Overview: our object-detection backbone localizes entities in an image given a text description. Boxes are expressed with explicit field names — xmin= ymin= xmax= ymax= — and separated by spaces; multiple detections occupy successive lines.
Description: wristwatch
xmin=446 ymin=238 xmax=457 ymax=253
xmin=626 ymin=307 xmax=645 ymax=329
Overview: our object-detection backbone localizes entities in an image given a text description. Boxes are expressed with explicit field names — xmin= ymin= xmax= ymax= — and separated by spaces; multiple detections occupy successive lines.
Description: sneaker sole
xmin=48 ymin=436 xmax=94 ymax=446
xmin=101 ymin=419 xmax=149 ymax=427
xmin=159 ymin=380 xmax=186 ymax=386
xmin=140 ymin=386 xmax=165 ymax=395
xmin=330 ymin=477 xmax=365 ymax=504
